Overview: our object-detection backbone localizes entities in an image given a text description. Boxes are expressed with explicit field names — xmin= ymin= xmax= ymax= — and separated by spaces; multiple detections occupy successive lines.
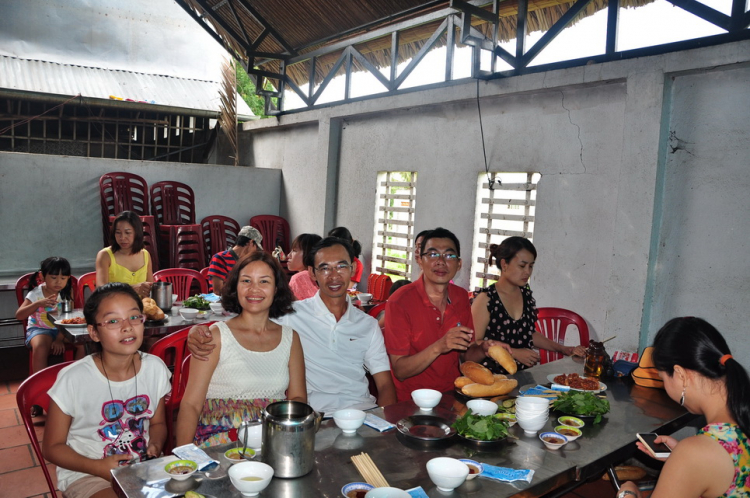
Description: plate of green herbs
xmin=182 ymin=295 xmax=211 ymax=310
xmin=552 ymin=391 xmax=610 ymax=424
xmin=453 ymin=410 xmax=511 ymax=448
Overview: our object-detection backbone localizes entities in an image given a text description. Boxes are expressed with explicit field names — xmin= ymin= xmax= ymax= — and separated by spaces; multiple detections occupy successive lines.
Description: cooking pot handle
xmin=314 ymin=411 xmax=323 ymax=432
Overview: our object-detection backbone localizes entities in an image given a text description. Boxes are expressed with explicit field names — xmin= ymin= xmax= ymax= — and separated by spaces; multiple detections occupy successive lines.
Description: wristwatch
xmin=617 ymin=490 xmax=638 ymax=498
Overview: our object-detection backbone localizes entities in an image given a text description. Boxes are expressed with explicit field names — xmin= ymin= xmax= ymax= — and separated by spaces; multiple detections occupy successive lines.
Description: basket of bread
xmin=142 ymin=297 xmax=165 ymax=322
xmin=456 ymin=346 xmax=518 ymax=398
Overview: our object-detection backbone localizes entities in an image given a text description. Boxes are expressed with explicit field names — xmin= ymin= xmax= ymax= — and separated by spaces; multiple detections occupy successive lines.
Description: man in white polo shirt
xmin=187 ymin=237 xmax=396 ymax=414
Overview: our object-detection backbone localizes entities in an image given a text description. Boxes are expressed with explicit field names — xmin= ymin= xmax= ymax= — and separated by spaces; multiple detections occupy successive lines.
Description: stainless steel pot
xmin=150 ymin=281 xmax=173 ymax=313
xmin=261 ymin=401 xmax=322 ymax=478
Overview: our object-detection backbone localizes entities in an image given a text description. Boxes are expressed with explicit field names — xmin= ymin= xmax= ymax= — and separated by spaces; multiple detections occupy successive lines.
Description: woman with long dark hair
xmin=616 ymin=317 xmax=749 ymax=498
xmin=95 ymin=211 xmax=153 ymax=297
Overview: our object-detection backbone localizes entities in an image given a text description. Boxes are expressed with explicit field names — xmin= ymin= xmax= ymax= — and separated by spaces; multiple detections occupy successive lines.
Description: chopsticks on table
xmin=351 ymin=452 xmax=389 ymax=488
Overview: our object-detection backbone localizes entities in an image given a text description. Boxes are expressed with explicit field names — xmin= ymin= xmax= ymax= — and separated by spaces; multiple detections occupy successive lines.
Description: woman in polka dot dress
xmin=471 ymin=237 xmax=586 ymax=374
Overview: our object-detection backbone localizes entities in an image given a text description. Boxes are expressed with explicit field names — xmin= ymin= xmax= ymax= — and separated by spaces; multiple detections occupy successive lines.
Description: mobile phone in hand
xmin=636 ymin=432 xmax=671 ymax=458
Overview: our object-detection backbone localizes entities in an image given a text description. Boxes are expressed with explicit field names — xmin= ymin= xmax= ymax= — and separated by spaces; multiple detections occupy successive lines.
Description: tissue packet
xmin=480 ymin=464 xmax=534 ymax=483
xmin=406 ymin=486 xmax=429 ymax=498
xmin=364 ymin=413 xmax=396 ymax=432
xmin=172 ymin=443 xmax=219 ymax=471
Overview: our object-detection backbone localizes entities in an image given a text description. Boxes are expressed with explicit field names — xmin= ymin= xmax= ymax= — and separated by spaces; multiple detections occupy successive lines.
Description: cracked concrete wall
xmin=242 ymin=40 xmax=750 ymax=361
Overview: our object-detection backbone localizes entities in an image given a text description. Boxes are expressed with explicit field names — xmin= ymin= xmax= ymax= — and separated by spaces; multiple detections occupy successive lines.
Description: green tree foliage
xmin=235 ymin=64 xmax=277 ymax=118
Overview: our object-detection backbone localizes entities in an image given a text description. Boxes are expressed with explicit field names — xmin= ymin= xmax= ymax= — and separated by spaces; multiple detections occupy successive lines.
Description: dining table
xmin=110 ymin=356 xmax=696 ymax=498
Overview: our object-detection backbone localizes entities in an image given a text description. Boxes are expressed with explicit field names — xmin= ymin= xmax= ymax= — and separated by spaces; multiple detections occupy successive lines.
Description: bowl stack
xmin=514 ymin=396 xmax=550 ymax=436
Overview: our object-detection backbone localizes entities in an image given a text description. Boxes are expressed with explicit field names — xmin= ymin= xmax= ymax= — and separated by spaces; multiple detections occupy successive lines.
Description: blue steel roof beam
xmin=520 ymin=0 xmax=596 ymax=68
xmin=606 ymin=0 xmax=621 ymax=54
xmin=667 ymin=0 xmax=732 ymax=30
xmin=231 ymin=0 xmax=298 ymax=56
xmin=350 ymin=47 xmax=392 ymax=91
xmin=394 ymin=18 xmax=449 ymax=89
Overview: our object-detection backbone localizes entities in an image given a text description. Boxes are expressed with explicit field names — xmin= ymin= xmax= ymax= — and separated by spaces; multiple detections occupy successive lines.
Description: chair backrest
xmin=249 ymin=215 xmax=290 ymax=253
xmin=201 ymin=215 xmax=240 ymax=265
xmin=153 ymin=268 xmax=206 ymax=300
xmin=100 ymin=172 xmax=149 ymax=246
xmin=16 ymin=361 xmax=75 ymax=495
xmin=150 ymin=181 xmax=196 ymax=226
xmin=367 ymin=302 xmax=387 ymax=319
xmin=176 ymin=353 xmax=192 ymax=407
xmin=367 ymin=274 xmax=393 ymax=302
xmin=535 ymin=307 xmax=591 ymax=364
xmin=149 ymin=327 xmax=190 ymax=397
xmin=200 ymin=267 xmax=212 ymax=292
xmin=172 ymin=225 xmax=205 ymax=271
xmin=76 ymin=272 xmax=97 ymax=307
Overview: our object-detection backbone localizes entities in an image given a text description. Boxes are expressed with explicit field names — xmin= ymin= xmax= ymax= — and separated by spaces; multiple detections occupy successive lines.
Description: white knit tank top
xmin=206 ymin=321 xmax=293 ymax=400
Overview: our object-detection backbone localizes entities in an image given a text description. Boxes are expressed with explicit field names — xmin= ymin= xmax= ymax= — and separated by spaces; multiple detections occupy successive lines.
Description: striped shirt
xmin=207 ymin=249 xmax=238 ymax=292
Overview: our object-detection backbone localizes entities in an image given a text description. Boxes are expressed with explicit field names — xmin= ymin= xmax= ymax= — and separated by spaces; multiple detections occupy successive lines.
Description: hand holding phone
xmin=636 ymin=432 xmax=672 ymax=458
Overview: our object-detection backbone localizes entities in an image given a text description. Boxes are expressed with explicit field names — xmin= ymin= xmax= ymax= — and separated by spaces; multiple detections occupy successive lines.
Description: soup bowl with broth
xmin=229 ymin=461 xmax=274 ymax=496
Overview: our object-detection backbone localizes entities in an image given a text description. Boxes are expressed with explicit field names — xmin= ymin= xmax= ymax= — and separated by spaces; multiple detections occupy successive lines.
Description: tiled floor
xmin=0 ymin=348 xmax=649 ymax=498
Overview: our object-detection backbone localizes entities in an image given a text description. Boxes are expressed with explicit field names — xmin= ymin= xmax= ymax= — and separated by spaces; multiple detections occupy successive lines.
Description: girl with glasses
xmin=43 ymin=283 xmax=170 ymax=498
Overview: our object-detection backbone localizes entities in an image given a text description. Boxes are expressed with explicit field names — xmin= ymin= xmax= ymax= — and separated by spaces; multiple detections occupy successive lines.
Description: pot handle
xmin=313 ymin=411 xmax=324 ymax=432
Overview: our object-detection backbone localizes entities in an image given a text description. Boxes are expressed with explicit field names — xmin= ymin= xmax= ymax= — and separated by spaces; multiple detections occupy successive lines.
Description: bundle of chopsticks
xmin=351 ymin=452 xmax=389 ymax=488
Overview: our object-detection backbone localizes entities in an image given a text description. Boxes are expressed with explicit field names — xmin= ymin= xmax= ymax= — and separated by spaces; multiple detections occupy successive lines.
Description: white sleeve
xmin=363 ymin=319 xmax=391 ymax=376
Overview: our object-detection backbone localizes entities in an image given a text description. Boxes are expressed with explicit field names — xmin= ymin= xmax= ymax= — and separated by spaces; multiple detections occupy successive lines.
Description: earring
xmin=680 ymin=387 xmax=686 ymax=406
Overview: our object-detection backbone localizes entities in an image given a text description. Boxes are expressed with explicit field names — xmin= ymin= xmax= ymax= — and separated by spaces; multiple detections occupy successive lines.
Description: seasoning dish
xmin=223 ymin=447 xmax=255 ymax=464
xmin=557 ymin=416 xmax=585 ymax=428
xmin=458 ymin=459 xmax=484 ymax=480
xmin=164 ymin=459 xmax=198 ymax=480
xmin=554 ymin=425 xmax=582 ymax=441
xmin=341 ymin=482 xmax=375 ymax=498
xmin=540 ymin=431 xmax=568 ymax=450
xmin=228 ymin=461 xmax=274 ymax=496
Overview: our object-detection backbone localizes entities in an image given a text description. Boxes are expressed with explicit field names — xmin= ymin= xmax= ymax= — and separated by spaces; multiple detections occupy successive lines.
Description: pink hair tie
xmin=719 ymin=354 xmax=733 ymax=366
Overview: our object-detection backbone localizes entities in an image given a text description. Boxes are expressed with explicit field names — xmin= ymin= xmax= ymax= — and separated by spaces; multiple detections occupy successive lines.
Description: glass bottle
xmin=584 ymin=340 xmax=606 ymax=378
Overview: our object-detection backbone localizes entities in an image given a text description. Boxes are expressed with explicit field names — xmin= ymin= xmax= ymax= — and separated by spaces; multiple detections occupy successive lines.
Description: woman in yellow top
xmin=95 ymin=211 xmax=153 ymax=297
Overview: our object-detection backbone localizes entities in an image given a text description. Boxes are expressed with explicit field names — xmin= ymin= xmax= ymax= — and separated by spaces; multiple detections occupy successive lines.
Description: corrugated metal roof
xmin=0 ymin=55 xmax=254 ymax=119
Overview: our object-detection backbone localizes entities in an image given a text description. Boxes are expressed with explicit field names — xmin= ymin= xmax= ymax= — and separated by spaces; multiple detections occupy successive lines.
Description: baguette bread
xmin=460 ymin=361 xmax=495 ymax=385
xmin=454 ymin=376 xmax=474 ymax=389
xmin=462 ymin=378 xmax=518 ymax=397
xmin=488 ymin=345 xmax=518 ymax=375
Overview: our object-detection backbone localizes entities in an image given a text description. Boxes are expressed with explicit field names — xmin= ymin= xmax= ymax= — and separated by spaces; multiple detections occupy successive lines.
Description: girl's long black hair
xmin=30 ymin=257 xmax=73 ymax=302
xmin=651 ymin=317 xmax=750 ymax=436
xmin=328 ymin=227 xmax=361 ymax=259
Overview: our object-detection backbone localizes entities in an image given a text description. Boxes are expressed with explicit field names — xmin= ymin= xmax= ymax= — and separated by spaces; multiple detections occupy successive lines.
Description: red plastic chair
xmin=100 ymin=172 xmax=150 ymax=246
xmin=201 ymin=215 xmax=240 ymax=265
xmin=76 ymin=271 xmax=97 ymax=307
xmin=200 ymin=267 xmax=212 ymax=292
xmin=16 ymin=274 xmax=77 ymax=375
xmin=16 ymin=361 xmax=75 ymax=495
xmin=151 ymin=181 xmax=196 ymax=227
xmin=249 ymin=215 xmax=290 ymax=254
xmin=170 ymin=225 xmax=206 ymax=271
xmin=367 ymin=302 xmax=387 ymax=319
xmin=367 ymin=274 xmax=392 ymax=302
xmin=535 ymin=307 xmax=590 ymax=364
xmin=154 ymin=269 xmax=206 ymax=301
xmin=148 ymin=328 xmax=191 ymax=455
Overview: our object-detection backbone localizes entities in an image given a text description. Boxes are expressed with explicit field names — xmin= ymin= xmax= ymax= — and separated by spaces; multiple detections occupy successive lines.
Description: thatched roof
xmin=179 ymin=0 xmax=653 ymax=87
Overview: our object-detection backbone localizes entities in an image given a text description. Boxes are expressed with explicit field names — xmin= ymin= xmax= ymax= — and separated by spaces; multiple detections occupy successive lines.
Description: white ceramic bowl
xmin=179 ymin=308 xmax=199 ymax=320
xmin=515 ymin=410 xmax=549 ymax=421
xmin=540 ymin=431 xmax=568 ymax=450
xmin=171 ymin=293 xmax=179 ymax=305
xmin=342 ymin=482 xmax=375 ymax=498
xmin=333 ymin=409 xmax=366 ymax=434
xmin=411 ymin=389 xmax=442 ymax=411
xmin=223 ymin=447 xmax=256 ymax=465
xmin=555 ymin=425 xmax=582 ymax=441
xmin=237 ymin=423 xmax=263 ymax=450
xmin=209 ymin=302 xmax=224 ymax=314
xmin=228 ymin=461 xmax=274 ymax=496
xmin=466 ymin=399 xmax=498 ymax=416
xmin=515 ymin=396 xmax=551 ymax=409
xmin=358 ymin=293 xmax=373 ymax=305
xmin=164 ymin=459 xmax=197 ymax=481
xmin=458 ymin=459 xmax=484 ymax=480
xmin=517 ymin=415 xmax=548 ymax=436
xmin=426 ymin=457 xmax=470 ymax=492
xmin=364 ymin=488 xmax=411 ymax=498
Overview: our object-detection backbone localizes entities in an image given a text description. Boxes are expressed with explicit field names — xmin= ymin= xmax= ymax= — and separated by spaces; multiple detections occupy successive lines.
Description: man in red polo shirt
xmin=383 ymin=227 xmax=478 ymax=402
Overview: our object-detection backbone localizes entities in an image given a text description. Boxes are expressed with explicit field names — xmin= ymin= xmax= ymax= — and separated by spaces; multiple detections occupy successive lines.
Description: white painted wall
xmin=242 ymin=40 xmax=750 ymax=368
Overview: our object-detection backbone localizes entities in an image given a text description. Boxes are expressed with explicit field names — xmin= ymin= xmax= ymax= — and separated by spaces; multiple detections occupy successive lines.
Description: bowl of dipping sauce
xmin=555 ymin=425 xmax=582 ymax=441
xmin=459 ymin=459 xmax=484 ymax=480
xmin=539 ymin=432 xmax=568 ymax=450
xmin=224 ymin=447 xmax=255 ymax=464
xmin=228 ymin=461 xmax=274 ymax=496
xmin=164 ymin=459 xmax=197 ymax=480
xmin=341 ymin=482 xmax=375 ymax=498
xmin=557 ymin=416 xmax=585 ymax=428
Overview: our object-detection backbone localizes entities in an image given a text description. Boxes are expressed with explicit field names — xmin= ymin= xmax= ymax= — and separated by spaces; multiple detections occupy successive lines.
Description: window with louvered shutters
xmin=372 ymin=171 xmax=417 ymax=280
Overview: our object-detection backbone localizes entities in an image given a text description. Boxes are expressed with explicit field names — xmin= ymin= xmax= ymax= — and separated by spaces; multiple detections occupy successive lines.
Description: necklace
xmin=100 ymin=352 xmax=139 ymax=407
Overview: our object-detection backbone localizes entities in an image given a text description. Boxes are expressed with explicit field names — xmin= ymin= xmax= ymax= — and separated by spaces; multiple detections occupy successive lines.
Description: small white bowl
xmin=228 ymin=461 xmax=274 ymax=496
xmin=333 ymin=409 xmax=366 ymax=434
xmin=358 ymin=293 xmax=373 ymax=305
xmin=515 ymin=396 xmax=552 ymax=409
xmin=411 ymin=389 xmax=442 ymax=411
xmin=164 ymin=459 xmax=197 ymax=481
xmin=517 ymin=415 xmax=548 ymax=436
xmin=555 ymin=425 xmax=582 ymax=441
xmin=426 ymin=457 xmax=470 ymax=492
xmin=364 ymin=487 xmax=411 ymax=498
xmin=179 ymin=308 xmax=199 ymax=320
xmin=237 ymin=423 xmax=263 ymax=450
xmin=458 ymin=459 xmax=484 ymax=480
xmin=210 ymin=302 xmax=224 ymax=314
xmin=466 ymin=399 xmax=498 ymax=416
xmin=223 ymin=447 xmax=255 ymax=464
xmin=540 ymin=431 xmax=568 ymax=450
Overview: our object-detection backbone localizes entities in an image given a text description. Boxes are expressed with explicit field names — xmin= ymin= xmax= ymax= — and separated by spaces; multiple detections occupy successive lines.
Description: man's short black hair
xmin=421 ymin=227 xmax=461 ymax=257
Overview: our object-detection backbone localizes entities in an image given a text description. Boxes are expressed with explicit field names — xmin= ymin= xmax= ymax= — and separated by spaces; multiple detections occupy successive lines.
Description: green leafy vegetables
xmin=452 ymin=410 xmax=510 ymax=441
xmin=552 ymin=391 xmax=610 ymax=424
xmin=182 ymin=295 xmax=211 ymax=310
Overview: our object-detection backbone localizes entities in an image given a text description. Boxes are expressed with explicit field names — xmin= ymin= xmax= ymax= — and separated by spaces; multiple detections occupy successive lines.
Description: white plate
xmin=546 ymin=374 xmax=607 ymax=393
xmin=54 ymin=318 xmax=87 ymax=328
